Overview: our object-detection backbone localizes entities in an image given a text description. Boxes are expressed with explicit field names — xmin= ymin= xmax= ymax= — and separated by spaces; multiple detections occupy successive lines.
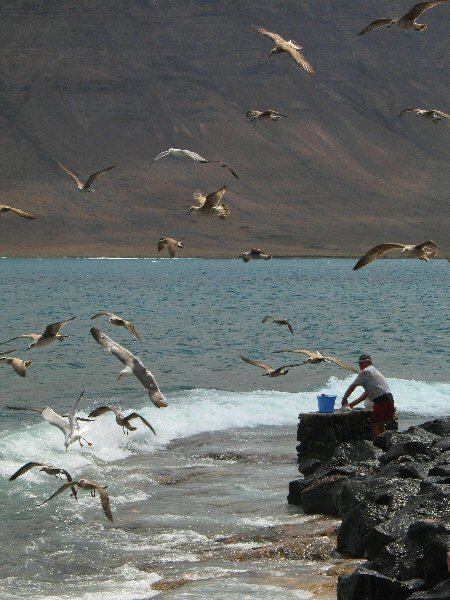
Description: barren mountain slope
xmin=0 ymin=0 xmax=448 ymax=256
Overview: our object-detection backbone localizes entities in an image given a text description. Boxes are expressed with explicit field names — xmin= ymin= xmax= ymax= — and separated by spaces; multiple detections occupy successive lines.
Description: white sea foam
xmin=1 ymin=377 xmax=448 ymax=479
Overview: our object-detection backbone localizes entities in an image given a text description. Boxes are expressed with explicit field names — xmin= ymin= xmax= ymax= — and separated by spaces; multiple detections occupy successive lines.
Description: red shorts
xmin=372 ymin=394 xmax=395 ymax=424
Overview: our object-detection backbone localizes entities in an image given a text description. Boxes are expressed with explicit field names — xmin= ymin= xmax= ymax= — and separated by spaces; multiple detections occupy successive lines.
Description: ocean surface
xmin=0 ymin=258 xmax=448 ymax=599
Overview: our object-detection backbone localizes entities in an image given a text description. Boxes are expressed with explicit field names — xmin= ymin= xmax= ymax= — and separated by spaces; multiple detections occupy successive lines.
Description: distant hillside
xmin=0 ymin=0 xmax=449 ymax=257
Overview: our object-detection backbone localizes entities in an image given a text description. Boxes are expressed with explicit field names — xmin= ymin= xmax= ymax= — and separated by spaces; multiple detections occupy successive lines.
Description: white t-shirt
xmin=353 ymin=365 xmax=391 ymax=401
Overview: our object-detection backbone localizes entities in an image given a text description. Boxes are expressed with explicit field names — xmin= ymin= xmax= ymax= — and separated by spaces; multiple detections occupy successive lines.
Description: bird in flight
xmin=188 ymin=186 xmax=230 ymax=219
xmin=240 ymin=248 xmax=272 ymax=262
xmin=240 ymin=355 xmax=302 ymax=377
xmin=398 ymin=107 xmax=450 ymax=124
xmin=7 ymin=390 xmax=93 ymax=450
xmin=88 ymin=406 xmax=156 ymax=435
xmin=158 ymin=237 xmax=184 ymax=258
xmin=9 ymin=462 xmax=78 ymax=499
xmin=0 ymin=355 xmax=32 ymax=377
xmin=353 ymin=241 xmax=442 ymax=270
xmin=252 ymin=26 xmax=314 ymax=74
xmin=0 ymin=205 xmax=36 ymax=219
xmin=90 ymin=327 xmax=167 ymax=408
xmin=152 ymin=148 xmax=238 ymax=178
xmin=0 ymin=317 xmax=75 ymax=349
xmin=262 ymin=316 xmax=294 ymax=335
xmin=58 ymin=162 xmax=116 ymax=192
xmin=273 ymin=349 xmax=358 ymax=373
xmin=91 ymin=312 xmax=141 ymax=341
xmin=42 ymin=478 xmax=113 ymax=522
xmin=246 ymin=110 xmax=286 ymax=121
xmin=358 ymin=1 xmax=448 ymax=35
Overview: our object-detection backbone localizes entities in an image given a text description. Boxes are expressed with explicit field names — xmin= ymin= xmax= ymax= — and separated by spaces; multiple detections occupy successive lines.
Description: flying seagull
xmin=58 ymin=162 xmax=116 ymax=192
xmin=90 ymin=327 xmax=167 ymax=408
xmin=240 ymin=248 xmax=272 ymax=262
xmin=398 ymin=108 xmax=450 ymax=123
xmin=188 ymin=186 xmax=230 ymax=219
xmin=152 ymin=148 xmax=239 ymax=179
xmin=158 ymin=237 xmax=184 ymax=258
xmin=246 ymin=110 xmax=287 ymax=121
xmin=252 ymin=26 xmax=314 ymax=74
xmin=9 ymin=462 xmax=78 ymax=499
xmin=0 ymin=356 xmax=32 ymax=377
xmin=273 ymin=349 xmax=358 ymax=373
xmin=353 ymin=241 xmax=441 ymax=270
xmin=0 ymin=205 xmax=36 ymax=219
xmin=91 ymin=313 xmax=141 ymax=341
xmin=262 ymin=315 xmax=294 ymax=335
xmin=7 ymin=390 xmax=93 ymax=450
xmin=240 ymin=355 xmax=302 ymax=377
xmin=358 ymin=1 xmax=448 ymax=35
xmin=88 ymin=406 xmax=156 ymax=435
xmin=42 ymin=478 xmax=113 ymax=522
xmin=0 ymin=317 xmax=75 ymax=349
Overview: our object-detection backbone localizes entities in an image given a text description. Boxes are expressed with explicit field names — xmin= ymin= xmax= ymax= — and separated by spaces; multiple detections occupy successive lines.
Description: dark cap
xmin=358 ymin=354 xmax=372 ymax=363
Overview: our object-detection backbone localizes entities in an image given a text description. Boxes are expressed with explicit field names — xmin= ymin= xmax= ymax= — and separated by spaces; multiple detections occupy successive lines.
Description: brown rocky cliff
xmin=0 ymin=0 xmax=448 ymax=256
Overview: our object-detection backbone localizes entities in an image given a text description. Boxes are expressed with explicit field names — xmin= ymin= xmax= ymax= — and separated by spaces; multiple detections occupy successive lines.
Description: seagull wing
xmin=9 ymin=462 xmax=48 ymax=481
xmin=357 ymin=18 xmax=393 ymax=35
xmin=124 ymin=413 xmax=157 ymax=435
xmin=252 ymin=25 xmax=286 ymax=46
xmin=9 ymin=358 xmax=31 ymax=377
xmin=88 ymin=405 xmax=119 ymax=418
xmin=353 ymin=243 xmax=407 ymax=270
xmin=250 ymin=248 xmax=265 ymax=255
xmin=68 ymin=389 xmax=87 ymax=433
xmin=262 ymin=315 xmax=276 ymax=323
xmin=124 ymin=321 xmax=141 ymax=341
xmin=433 ymin=110 xmax=450 ymax=120
xmin=90 ymin=327 xmax=135 ymax=367
xmin=204 ymin=186 xmax=227 ymax=209
xmin=91 ymin=312 xmax=114 ymax=320
xmin=273 ymin=349 xmax=320 ymax=358
xmin=0 ymin=334 xmax=40 ymax=344
xmin=84 ymin=165 xmax=116 ymax=190
xmin=284 ymin=45 xmax=314 ymax=73
xmin=324 ymin=357 xmax=358 ymax=373
xmin=58 ymin=162 xmax=84 ymax=187
xmin=182 ymin=149 xmax=208 ymax=162
xmin=283 ymin=320 xmax=294 ymax=335
xmin=93 ymin=482 xmax=113 ymax=522
xmin=0 ymin=205 xmax=37 ymax=219
xmin=42 ymin=407 xmax=71 ymax=436
xmin=40 ymin=481 xmax=80 ymax=505
xmin=402 ymin=0 xmax=448 ymax=21
xmin=240 ymin=355 xmax=272 ymax=372
xmin=218 ymin=163 xmax=239 ymax=179
xmin=192 ymin=190 xmax=207 ymax=207
xmin=398 ymin=108 xmax=420 ymax=117
xmin=157 ymin=239 xmax=166 ymax=252
xmin=165 ymin=238 xmax=180 ymax=258
xmin=416 ymin=240 xmax=439 ymax=252
xmin=42 ymin=316 xmax=76 ymax=337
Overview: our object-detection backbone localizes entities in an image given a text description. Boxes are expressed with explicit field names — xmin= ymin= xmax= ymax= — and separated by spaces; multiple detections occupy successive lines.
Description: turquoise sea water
xmin=0 ymin=258 xmax=448 ymax=598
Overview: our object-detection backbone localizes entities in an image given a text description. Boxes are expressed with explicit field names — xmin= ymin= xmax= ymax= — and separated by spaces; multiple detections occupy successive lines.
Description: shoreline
xmin=1 ymin=255 xmax=448 ymax=260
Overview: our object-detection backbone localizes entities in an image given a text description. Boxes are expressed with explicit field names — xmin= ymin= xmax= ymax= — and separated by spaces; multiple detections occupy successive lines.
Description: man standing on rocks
xmin=341 ymin=354 xmax=395 ymax=441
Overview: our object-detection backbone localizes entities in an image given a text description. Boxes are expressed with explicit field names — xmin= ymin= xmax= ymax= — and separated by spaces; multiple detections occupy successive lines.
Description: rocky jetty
xmin=289 ymin=411 xmax=450 ymax=599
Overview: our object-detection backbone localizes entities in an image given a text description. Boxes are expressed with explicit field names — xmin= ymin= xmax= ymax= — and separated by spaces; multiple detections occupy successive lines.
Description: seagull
xmin=0 ymin=317 xmax=75 ymax=349
xmin=252 ymin=26 xmax=314 ymax=74
xmin=88 ymin=406 xmax=156 ymax=435
xmin=353 ymin=240 xmax=441 ymax=270
xmin=0 ymin=356 xmax=32 ymax=377
xmin=246 ymin=110 xmax=287 ymax=121
xmin=398 ymin=108 xmax=450 ymax=123
xmin=90 ymin=327 xmax=167 ymax=408
xmin=0 ymin=205 xmax=36 ymax=219
xmin=357 ymin=1 xmax=448 ymax=35
xmin=188 ymin=186 xmax=230 ymax=219
xmin=158 ymin=237 xmax=184 ymax=258
xmin=273 ymin=349 xmax=358 ymax=373
xmin=240 ymin=355 xmax=302 ymax=377
xmin=58 ymin=162 xmax=116 ymax=192
xmin=41 ymin=478 xmax=113 ymax=522
xmin=262 ymin=315 xmax=294 ymax=335
xmin=152 ymin=148 xmax=239 ymax=178
xmin=240 ymin=248 xmax=272 ymax=262
xmin=7 ymin=390 xmax=93 ymax=450
xmin=90 ymin=313 xmax=141 ymax=341
xmin=9 ymin=462 xmax=78 ymax=499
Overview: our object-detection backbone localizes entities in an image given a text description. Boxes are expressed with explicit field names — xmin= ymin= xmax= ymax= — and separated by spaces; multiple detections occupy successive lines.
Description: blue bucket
xmin=317 ymin=394 xmax=337 ymax=413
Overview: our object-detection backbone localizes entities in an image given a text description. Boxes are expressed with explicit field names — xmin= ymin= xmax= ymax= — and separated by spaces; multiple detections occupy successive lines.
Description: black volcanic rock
xmin=337 ymin=567 xmax=424 ymax=600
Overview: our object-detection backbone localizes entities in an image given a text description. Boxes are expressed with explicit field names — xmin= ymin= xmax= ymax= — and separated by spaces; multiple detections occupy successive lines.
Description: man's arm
xmin=349 ymin=392 xmax=367 ymax=408
xmin=341 ymin=383 xmax=357 ymax=406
